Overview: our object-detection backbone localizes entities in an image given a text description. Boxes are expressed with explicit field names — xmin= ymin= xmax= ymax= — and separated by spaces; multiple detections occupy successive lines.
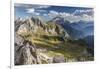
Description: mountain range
xmin=14 ymin=16 xmax=94 ymax=65
xmin=15 ymin=16 xmax=94 ymax=49
xmin=50 ymin=16 xmax=94 ymax=49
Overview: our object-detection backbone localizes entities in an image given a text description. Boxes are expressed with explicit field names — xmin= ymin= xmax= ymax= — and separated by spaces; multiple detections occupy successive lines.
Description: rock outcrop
xmin=15 ymin=34 xmax=39 ymax=65
xmin=14 ymin=34 xmax=53 ymax=65
xmin=53 ymin=55 xmax=65 ymax=63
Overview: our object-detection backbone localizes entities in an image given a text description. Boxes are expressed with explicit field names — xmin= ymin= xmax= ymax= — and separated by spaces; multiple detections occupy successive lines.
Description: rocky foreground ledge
xmin=15 ymin=34 xmax=69 ymax=65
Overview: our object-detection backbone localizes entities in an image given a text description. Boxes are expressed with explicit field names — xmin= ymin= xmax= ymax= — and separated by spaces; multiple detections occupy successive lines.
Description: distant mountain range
xmin=50 ymin=16 xmax=94 ymax=38
xmin=70 ymin=21 xmax=94 ymax=37
xmin=50 ymin=16 xmax=94 ymax=49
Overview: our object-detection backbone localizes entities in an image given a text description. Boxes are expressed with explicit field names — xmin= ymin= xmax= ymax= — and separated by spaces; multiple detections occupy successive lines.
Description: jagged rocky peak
xmin=28 ymin=16 xmax=45 ymax=27
xmin=15 ymin=16 xmax=45 ymax=27
xmin=15 ymin=17 xmax=26 ymax=24
xmin=15 ymin=16 xmax=70 ymax=38
xmin=15 ymin=16 xmax=45 ymax=35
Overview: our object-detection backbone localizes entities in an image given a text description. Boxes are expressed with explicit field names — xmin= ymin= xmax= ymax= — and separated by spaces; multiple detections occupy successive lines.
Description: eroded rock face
xmin=14 ymin=34 xmax=53 ymax=65
xmin=14 ymin=34 xmax=38 ymax=65
xmin=15 ymin=17 xmax=69 ymax=37
xmin=17 ymin=23 xmax=30 ymax=35
xmin=15 ymin=34 xmax=24 ymax=46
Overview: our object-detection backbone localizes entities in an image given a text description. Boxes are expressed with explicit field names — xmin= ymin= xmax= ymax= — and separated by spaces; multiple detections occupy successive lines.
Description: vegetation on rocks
xmin=14 ymin=17 xmax=94 ymax=65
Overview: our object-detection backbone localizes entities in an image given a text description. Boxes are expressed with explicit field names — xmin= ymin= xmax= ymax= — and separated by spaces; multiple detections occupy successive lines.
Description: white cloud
xmin=81 ymin=14 xmax=93 ymax=22
xmin=43 ymin=14 xmax=48 ymax=16
xmin=15 ymin=4 xmax=50 ymax=9
xmin=26 ymin=8 xmax=35 ymax=13
xmin=25 ymin=5 xmax=50 ymax=16
xmin=37 ymin=5 xmax=50 ymax=9
xmin=26 ymin=8 xmax=40 ymax=16
xmin=65 ymin=15 xmax=81 ymax=23
xmin=48 ymin=10 xmax=70 ymax=18
xmin=65 ymin=14 xmax=93 ymax=23
xmin=59 ymin=12 xmax=71 ymax=17
xmin=36 ymin=10 xmax=47 ymax=12
xmin=49 ymin=11 xmax=59 ymax=15
xmin=49 ymin=11 xmax=59 ymax=14
xmin=35 ymin=13 xmax=40 ymax=15
xmin=47 ymin=10 xmax=93 ymax=23
xmin=48 ymin=10 xmax=59 ymax=18
xmin=73 ymin=9 xmax=94 ymax=15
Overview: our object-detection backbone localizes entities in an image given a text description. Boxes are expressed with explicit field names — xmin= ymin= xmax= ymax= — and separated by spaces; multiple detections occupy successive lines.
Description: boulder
xmin=53 ymin=55 xmax=65 ymax=63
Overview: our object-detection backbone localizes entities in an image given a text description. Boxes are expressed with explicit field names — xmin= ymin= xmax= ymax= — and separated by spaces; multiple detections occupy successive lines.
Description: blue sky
xmin=14 ymin=3 xmax=94 ymax=23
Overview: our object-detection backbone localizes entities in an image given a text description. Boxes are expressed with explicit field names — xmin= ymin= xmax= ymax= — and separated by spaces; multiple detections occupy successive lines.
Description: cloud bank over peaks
xmin=45 ymin=9 xmax=94 ymax=23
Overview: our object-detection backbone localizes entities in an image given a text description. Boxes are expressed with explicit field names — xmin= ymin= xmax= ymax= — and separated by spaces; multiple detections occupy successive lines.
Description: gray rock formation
xmin=53 ymin=55 xmax=65 ymax=63
xmin=14 ymin=34 xmax=39 ymax=65
xmin=15 ymin=17 xmax=69 ymax=38
xmin=14 ymin=33 xmax=53 ymax=65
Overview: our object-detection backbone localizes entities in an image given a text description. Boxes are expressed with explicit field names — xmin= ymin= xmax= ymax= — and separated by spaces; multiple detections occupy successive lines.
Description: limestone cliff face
xmin=14 ymin=34 xmax=54 ymax=65
xmin=15 ymin=17 xmax=69 ymax=38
